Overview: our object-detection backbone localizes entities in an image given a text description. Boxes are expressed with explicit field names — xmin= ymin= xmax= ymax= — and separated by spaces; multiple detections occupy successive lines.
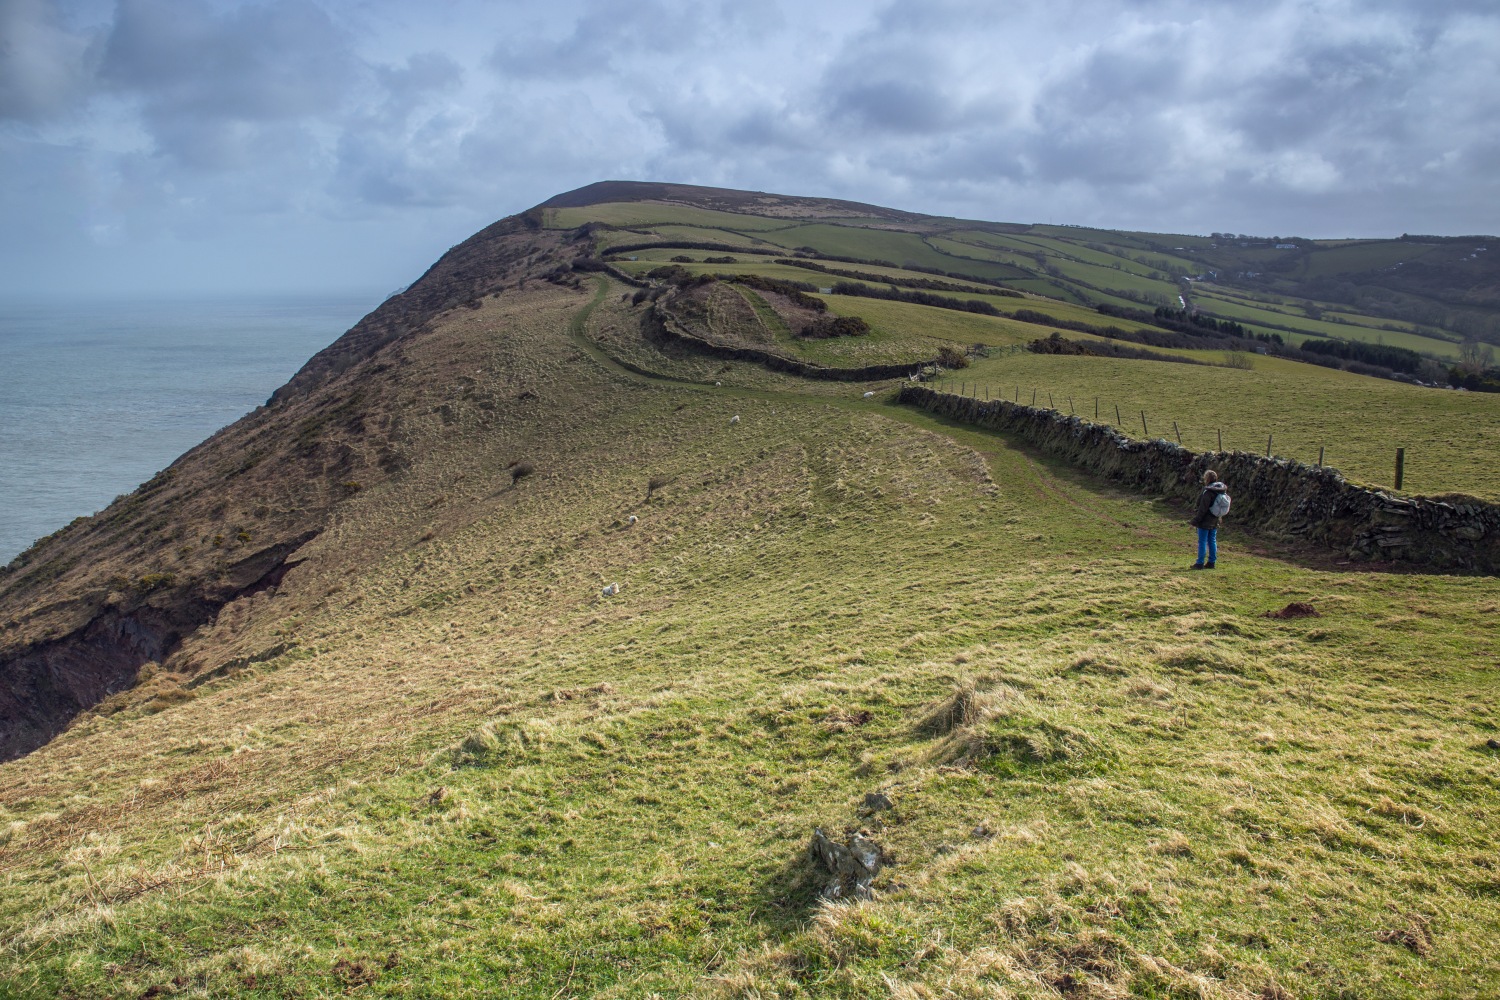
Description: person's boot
xmin=1205 ymin=561 xmax=1216 ymax=569
xmin=1190 ymin=563 xmax=1204 ymax=570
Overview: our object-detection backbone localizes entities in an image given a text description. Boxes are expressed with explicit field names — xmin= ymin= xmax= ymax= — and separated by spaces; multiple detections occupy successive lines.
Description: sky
xmin=2 ymin=0 xmax=1498 ymax=297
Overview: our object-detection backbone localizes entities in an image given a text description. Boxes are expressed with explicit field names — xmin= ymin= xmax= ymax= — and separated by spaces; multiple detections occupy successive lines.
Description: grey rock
xmin=862 ymin=791 xmax=894 ymax=813
xmin=809 ymin=828 xmax=884 ymax=901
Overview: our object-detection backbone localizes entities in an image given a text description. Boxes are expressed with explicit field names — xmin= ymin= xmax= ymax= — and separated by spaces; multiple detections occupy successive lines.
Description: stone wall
xmin=646 ymin=304 xmax=931 ymax=383
xmin=899 ymin=385 xmax=1499 ymax=575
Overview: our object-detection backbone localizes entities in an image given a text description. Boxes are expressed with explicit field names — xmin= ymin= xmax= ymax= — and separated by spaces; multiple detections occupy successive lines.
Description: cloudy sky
xmin=3 ymin=0 xmax=1497 ymax=296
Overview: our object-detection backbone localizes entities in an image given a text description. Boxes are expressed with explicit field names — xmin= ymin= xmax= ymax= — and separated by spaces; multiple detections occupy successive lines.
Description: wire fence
xmin=925 ymin=378 xmax=1411 ymax=490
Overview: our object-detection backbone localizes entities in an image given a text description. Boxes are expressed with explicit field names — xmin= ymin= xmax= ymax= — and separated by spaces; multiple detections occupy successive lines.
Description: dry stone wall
xmin=900 ymin=385 xmax=1499 ymax=575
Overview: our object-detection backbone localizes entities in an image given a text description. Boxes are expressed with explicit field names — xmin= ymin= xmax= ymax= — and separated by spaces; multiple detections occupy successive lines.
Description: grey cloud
xmin=100 ymin=0 xmax=362 ymax=168
xmin=0 ymin=0 xmax=100 ymax=121
xmin=487 ymin=0 xmax=727 ymax=80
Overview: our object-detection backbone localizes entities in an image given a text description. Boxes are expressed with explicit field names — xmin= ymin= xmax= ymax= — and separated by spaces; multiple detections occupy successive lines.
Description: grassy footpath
xmin=2 ymin=280 xmax=1497 ymax=999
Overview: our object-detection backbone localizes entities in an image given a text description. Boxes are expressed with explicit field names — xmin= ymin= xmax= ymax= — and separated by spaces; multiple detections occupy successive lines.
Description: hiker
xmin=1190 ymin=470 xmax=1230 ymax=570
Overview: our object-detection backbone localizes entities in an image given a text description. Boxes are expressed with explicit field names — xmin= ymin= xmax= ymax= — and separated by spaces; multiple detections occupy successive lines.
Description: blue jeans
xmin=1197 ymin=528 xmax=1218 ymax=565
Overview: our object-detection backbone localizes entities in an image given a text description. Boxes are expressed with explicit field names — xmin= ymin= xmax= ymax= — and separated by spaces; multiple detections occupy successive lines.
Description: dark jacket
xmin=1191 ymin=482 xmax=1228 ymax=529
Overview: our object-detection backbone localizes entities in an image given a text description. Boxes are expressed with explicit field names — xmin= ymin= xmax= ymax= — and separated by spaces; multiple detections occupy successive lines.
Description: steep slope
xmin=0 ymin=214 xmax=583 ymax=760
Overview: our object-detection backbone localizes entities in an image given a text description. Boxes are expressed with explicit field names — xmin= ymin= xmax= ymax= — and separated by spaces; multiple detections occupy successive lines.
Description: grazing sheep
xmin=627 ymin=514 xmax=638 ymax=525
xmin=714 ymin=381 xmax=722 ymax=387
xmin=601 ymin=582 xmax=621 ymax=597
xmin=729 ymin=415 xmax=740 ymax=425
xmin=863 ymin=391 xmax=875 ymax=398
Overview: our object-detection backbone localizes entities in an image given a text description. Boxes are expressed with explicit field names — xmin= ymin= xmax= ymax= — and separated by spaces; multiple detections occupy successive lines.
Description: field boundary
xmin=646 ymin=301 xmax=933 ymax=383
xmin=899 ymin=385 xmax=1500 ymax=574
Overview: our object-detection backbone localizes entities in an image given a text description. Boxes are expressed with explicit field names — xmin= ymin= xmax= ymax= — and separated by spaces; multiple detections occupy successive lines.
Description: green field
xmin=549 ymin=202 xmax=799 ymax=232
xmin=1191 ymin=288 xmax=1463 ymax=359
xmin=940 ymin=350 xmax=1500 ymax=497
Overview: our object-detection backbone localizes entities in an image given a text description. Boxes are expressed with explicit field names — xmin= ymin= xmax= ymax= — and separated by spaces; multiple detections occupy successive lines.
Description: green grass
xmin=2 ymin=276 xmax=1499 ymax=998
xmin=939 ymin=350 xmax=1500 ymax=498
xmin=1296 ymin=241 xmax=1437 ymax=278
xmin=1192 ymin=288 xmax=1463 ymax=359
xmin=748 ymin=224 xmax=1025 ymax=283
xmin=549 ymin=203 xmax=798 ymax=232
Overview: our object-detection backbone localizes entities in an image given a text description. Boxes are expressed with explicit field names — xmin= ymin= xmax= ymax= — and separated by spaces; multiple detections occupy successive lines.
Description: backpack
xmin=1209 ymin=490 xmax=1231 ymax=518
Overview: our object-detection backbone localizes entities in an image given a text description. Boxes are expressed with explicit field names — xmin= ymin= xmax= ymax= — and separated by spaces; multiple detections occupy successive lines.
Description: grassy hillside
xmin=3 ymin=186 xmax=1499 ymax=998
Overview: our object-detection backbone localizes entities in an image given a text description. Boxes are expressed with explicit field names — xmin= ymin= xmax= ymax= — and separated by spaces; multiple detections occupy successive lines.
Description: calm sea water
xmin=0 ymin=295 xmax=378 ymax=564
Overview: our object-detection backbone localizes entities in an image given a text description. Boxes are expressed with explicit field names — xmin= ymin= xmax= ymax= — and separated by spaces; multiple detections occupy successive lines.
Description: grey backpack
xmin=1210 ymin=490 xmax=1231 ymax=518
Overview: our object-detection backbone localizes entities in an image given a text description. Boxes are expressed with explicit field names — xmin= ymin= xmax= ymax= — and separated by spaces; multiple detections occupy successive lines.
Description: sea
xmin=0 ymin=295 xmax=379 ymax=564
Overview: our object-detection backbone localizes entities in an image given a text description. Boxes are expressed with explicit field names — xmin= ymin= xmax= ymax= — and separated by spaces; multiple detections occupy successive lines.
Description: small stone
xmin=862 ymin=791 xmax=894 ymax=813
xmin=1487 ymin=738 xmax=1500 ymax=750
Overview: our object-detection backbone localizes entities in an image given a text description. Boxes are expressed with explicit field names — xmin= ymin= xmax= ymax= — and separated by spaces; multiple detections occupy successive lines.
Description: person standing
xmin=1190 ymin=470 xmax=1229 ymax=569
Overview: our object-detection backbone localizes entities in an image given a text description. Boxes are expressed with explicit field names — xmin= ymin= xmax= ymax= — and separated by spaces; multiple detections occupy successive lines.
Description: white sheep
xmin=715 ymin=381 xmax=722 ymax=387
xmin=863 ymin=391 xmax=875 ymax=398
xmin=601 ymin=582 xmax=621 ymax=597
xmin=730 ymin=415 xmax=740 ymax=425
xmin=627 ymin=514 xmax=638 ymax=525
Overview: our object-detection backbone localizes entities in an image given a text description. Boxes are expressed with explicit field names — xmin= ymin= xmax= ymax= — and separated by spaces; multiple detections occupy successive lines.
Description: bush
xmin=670 ymin=255 xmax=694 ymax=263
xmin=510 ymin=461 xmax=536 ymax=484
xmin=800 ymin=316 xmax=871 ymax=339
xmin=722 ymin=273 xmax=825 ymax=311
xmin=936 ymin=345 xmax=970 ymax=369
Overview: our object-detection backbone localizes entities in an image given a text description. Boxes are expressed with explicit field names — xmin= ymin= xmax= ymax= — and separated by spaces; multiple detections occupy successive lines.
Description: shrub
xmin=936 ymin=345 xmax=970 ymax=369
xmin=722 ymin=273 xmax=826 ymax=311
xmin=510 ymin=461 xmax=536 ymax=484
xmin=670 ymin=255 xmax=694 ymax=263
xmin=800 ymin=315 xmax=871 ymax=339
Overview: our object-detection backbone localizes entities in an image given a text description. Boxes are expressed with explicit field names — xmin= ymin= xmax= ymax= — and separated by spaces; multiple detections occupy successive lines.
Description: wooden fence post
xmin=1116 ymin=404 xmax=1122 ymax=426
xmin=1032 ymin=389 xmax=1037 ymax=406
xmin=1217 ymin=428 xmax=1223 ymax=452
xmin=1141 ymin=410 xmax=1148 ymax=436
xmin=1069 ymin=396 xmax=1074 ymax=414
xmin=1048 ymin=392 xmax=1054 ymax=408
xmin=1173 ymin=421 xmax=1182 ymax=445
xmin=1317 ymin=446 xmax=1324 ymax=468
xmin=1094 ymin=397 xmax=1099 ymax=420
xmin=1266 ymin=434 xmax=1273 ymax=457
xmin=1395 ymin=448 xmax=1405 ymax=490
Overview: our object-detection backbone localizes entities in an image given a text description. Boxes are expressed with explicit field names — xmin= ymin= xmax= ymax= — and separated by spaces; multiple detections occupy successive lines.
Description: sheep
xmin=600 ymin=582 xmax=621 ymax=597
xmin=729 ymin=415 xmax=740 ymax=425
xmin=627 ymin=514 xmax=638 ymax=525
xmin=863 ymin=391 xmax=875 ymax=398
xmin=714 ymin=381 xmax=722 ymax=387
